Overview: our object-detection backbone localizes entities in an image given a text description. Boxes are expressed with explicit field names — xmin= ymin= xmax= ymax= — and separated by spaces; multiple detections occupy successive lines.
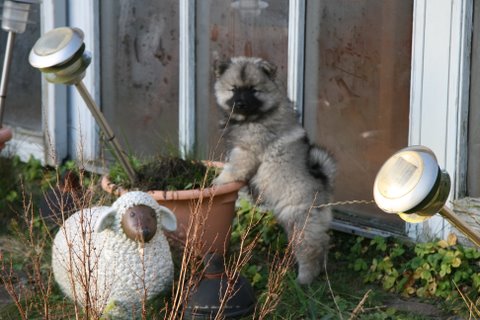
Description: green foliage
xmin=1 ymin=155 xmax=472 ymax=319
xmin=0 ymin=156 xmax=48 ymax=231
xmin=232 ymin=199 xmax=287 ymax=251
xmin=231 ymin=202 xmax=438 ymax=319
xmin=347 ymin=233 xmax=480 ymax=315
xmin=108 ymin=155 xmax=142 ymax=187
xmin=19 ymin=156 xmax=44 ymax=184
xmin=230 ymin=198 xmax=287 ymax=289
xmin=0 ymin=156 xmax=22 ymax=208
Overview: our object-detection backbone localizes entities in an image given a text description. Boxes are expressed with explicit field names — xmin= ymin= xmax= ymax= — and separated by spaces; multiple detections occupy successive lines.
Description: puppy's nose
xmin=234 ymin=99 xmax=246 ymax=109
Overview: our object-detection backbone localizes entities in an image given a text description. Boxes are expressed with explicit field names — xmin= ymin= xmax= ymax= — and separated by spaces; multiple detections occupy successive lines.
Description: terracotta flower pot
xmin=100 ymin=163 xmax=245 ymax=254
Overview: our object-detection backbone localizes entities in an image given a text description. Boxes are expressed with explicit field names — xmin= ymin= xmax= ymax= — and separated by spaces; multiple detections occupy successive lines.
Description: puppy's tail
xmin=308 ymin=146 xmax=336 ymax=191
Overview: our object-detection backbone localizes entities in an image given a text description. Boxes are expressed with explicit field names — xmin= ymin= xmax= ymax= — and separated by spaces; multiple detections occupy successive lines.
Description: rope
xmin=312 ymin=199 xmax=376 ymax=209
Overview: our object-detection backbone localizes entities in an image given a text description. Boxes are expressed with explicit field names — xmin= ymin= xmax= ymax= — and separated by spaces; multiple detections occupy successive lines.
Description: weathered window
xmin=303 ymin=0 xmax=413 ymax=233
xmin=195 ymin=0 xmax=289 ymax=159
xmin=100 ymin=0 xmax=180 ymax=157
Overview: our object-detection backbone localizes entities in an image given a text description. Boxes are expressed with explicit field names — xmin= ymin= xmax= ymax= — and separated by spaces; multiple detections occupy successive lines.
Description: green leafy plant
xmin=0 ymin=156 xmax=50 ymax=232
xmin=347 ymin=233 xmax=480 ymax=316
xmin=230 ymin=199 xmax=287 ymax=289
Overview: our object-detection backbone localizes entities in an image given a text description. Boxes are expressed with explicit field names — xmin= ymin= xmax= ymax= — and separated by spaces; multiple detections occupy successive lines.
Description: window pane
xmin=1 ymin=10 xmax=41 ymax=131
xmin=195 ymin=0 xmax=289 ymax=159
xmin=100 ymin=0 xmax=179 ymax=158
xmin=304 ymin=0 xmax=413 ymax=233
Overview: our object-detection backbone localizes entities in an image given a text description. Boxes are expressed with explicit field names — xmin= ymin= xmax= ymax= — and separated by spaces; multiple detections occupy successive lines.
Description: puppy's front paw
xmin=212 ymin=171 xmax=236 ymax=185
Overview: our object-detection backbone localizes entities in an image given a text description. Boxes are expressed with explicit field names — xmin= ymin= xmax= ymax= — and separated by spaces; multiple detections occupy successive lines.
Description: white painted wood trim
xmin=408 ymin=0 xmax=472 ymax=241
xmin=179 ymin=0 xmax=195 ymax=158
xmin=40 ymin=0 xmax=67 ymax=165
xmin=449 ymin=0 xmax=472 ymax=200
xmin=68 ymin=0 xmax=100 ymax=163
xmin=287 ymin=0 xmax=305 ymax=121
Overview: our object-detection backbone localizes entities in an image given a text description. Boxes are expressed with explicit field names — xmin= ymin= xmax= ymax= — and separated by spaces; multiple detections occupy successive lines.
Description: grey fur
xmin=213 ymin=56 xmax=336 ymax=285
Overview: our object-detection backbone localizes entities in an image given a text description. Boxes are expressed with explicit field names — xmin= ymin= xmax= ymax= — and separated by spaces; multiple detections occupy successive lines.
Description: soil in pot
xmin=108 ymin=156 xmax=218 ymax=191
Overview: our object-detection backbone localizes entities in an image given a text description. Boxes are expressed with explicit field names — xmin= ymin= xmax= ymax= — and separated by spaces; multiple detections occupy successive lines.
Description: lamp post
xmin=29 ymin=27 xmax=136 ymax=184
xmin=373 ymin=145 xmax=480 ymax=247
xmin=0 ymin=0 xmax=40 ymax=126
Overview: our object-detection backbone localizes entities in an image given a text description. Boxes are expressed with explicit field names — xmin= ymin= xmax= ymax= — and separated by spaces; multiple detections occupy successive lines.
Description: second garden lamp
xmin=29 ymin=27 xmax=136 ymax=184
xmin=0 ymin=0 xmax=41 ymax=126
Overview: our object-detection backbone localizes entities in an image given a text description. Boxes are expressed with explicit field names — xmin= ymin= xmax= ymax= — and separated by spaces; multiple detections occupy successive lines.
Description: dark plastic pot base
xmin=183 ymin=274 xmax=256 ymax=319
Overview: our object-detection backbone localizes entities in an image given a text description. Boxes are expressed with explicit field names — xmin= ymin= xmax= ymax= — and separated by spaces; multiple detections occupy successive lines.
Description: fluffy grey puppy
xmin=213 ymin=56 xmax=336 ymax=285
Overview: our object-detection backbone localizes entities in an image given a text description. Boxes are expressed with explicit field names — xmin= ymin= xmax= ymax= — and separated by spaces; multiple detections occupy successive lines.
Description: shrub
xmin=347 ymin=233 xmax=480 ymax=315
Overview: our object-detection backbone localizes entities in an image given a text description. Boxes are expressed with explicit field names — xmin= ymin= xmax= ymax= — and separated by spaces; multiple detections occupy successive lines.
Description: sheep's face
xmin=121 ymin=205 xmax=158 ymax=243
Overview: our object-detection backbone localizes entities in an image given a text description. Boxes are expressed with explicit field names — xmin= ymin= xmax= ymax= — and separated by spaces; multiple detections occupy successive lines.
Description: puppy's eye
xmin=230 ymin=86 xmax=237 ymax=92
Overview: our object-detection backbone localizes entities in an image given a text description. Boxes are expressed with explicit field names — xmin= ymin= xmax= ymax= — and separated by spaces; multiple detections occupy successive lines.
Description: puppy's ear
xmin=258 ymin=59 xmax=277 ymax=80
xmin=214 ymin=59 xmax=231 ymax=78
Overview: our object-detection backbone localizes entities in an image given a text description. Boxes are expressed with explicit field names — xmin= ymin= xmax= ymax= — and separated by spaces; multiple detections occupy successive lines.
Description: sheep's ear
xmin=159 ymin=206 xmax=177 ymax=231
xmin=95 ymin=208 xmax=116 ymax=232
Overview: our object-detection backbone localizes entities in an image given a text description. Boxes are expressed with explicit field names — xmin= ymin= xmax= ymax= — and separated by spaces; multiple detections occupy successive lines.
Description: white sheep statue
xmin=52 ymin=191 xmax=177 ymax=319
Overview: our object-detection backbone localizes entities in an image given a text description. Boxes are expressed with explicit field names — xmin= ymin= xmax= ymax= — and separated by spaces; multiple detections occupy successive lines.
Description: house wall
xmin=0 ymin=0 xmax=474 ymax=240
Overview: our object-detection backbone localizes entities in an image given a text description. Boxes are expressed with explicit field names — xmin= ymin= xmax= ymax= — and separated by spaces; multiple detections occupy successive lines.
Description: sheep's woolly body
xmin=52 ymin=192 xmax=175 ymax=319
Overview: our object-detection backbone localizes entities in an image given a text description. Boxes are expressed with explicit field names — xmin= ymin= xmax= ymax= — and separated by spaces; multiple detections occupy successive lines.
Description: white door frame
xmin=408 ymin=0 xmax=472 ymax=241
xmin=40 ymin=0 xmax=67 ymax=166
xmin=67 ymin=0 xmax=100 ymax=167
xmin=179 ymin=0 xmax=196 ymax=158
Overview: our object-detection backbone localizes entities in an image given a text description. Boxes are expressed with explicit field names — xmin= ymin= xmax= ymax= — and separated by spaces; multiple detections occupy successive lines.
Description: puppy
xmin=213 ymin=56 xmax=336 ymax=285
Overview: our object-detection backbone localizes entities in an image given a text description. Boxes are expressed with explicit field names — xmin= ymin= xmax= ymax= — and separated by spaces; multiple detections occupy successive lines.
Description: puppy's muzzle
xmin=228 ymin=88 xmax=262 ymax=114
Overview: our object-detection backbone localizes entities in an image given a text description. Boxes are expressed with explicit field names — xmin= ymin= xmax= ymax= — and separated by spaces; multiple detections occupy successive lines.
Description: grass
xmin=0 ymin=155 xmax=475 ymax=319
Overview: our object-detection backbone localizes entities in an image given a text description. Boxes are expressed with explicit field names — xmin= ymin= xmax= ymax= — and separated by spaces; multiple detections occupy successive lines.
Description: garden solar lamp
xmin=0 ymin=0 xmax=40 ymax=127
xmin=373 ymin=145 xmax=480 ymax=247
xmin=28 ymin=26 xmax=137 ymax=184
xmin=231 ymin=0 xmax=268 ymax=18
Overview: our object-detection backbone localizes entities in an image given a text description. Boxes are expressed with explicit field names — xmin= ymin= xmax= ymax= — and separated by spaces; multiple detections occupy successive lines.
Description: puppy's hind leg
xmin=289 ymin=209 xmax=331 ymax=285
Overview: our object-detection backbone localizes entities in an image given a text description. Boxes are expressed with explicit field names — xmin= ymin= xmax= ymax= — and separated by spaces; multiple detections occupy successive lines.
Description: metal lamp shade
xmin=373 ymin=146 xmax=450 ymax=222
xmin=373 ymin=145 xmax=480 ymax=247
